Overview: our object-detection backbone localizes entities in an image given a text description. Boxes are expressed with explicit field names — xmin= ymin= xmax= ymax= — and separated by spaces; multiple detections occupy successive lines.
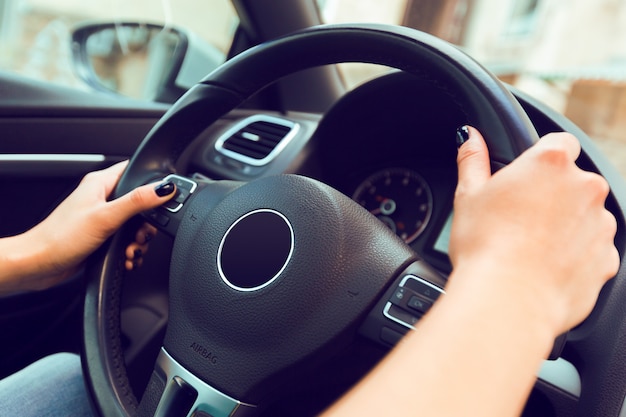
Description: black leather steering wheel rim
xmin=111 ymin=23 xmax=538 ymax=197
xmin=83 ymin=23 xmax=540 ymax=417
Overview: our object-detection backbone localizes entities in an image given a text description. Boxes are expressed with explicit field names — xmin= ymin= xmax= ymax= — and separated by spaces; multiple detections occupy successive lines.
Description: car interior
xmin=2 ymin=0 xmax=626 ymax=416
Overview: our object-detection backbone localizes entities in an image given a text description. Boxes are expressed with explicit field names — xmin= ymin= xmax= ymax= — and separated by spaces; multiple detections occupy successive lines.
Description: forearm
xmin=0 ymin=229 xmax=64 ymax=294
xmin=323 ymin=267 xmax=556 ymax=417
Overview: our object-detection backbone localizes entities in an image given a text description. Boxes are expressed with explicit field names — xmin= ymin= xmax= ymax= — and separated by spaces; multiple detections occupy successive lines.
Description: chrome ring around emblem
xmin=217 ymin=209 xmax=295 ymax=292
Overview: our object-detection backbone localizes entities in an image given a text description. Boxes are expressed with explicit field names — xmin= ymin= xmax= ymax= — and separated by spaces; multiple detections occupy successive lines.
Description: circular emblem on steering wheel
xmin=217 ymin=209 xmax=294 ymax=291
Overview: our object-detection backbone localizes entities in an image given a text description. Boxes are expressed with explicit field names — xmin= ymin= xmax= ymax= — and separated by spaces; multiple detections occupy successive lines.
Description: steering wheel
xmin=83 ymin=23 xmax=554 ymax=417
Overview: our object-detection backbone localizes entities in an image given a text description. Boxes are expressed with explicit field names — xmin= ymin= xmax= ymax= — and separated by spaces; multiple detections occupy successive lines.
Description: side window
xmin=0 ymin=0 xmax=239 ymax=95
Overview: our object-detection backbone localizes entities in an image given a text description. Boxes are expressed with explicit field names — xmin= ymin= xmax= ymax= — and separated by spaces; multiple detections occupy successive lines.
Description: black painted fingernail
xmin=132 ymin=259 xmax=140 ymax=269
xmin=456 ymin=125 xmax=470 ymax=148
xmin=144 ymin=233 xmax=153 ymax=243
xmin=133 ymin=249 xmax=143 ymax=259
xmin=154 ymin=181 xmax=175 ymax=197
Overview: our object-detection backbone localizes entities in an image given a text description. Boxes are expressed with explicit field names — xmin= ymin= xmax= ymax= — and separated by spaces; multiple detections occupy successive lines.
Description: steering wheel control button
xmin=390 ymin=287 xmax=407 ymax=304
xmin=162 ymin=174 xmax=198 ymax=213
xmin=218 ymin=209 xmax=294 ymax=291
xmin=380 ymin=326 xmax=405 ymax=345
xmin=384 ymin=304 xmax=420 ymax=327
xmin=407 ymin=295 xmax=433 ymax=313
xmin=404 ymin=277 xmax=443 ymax=301
xmin=384 ymin=275 xmax=445 ymax=330
xmin=147 ymin=209 xmax=171 ymax=226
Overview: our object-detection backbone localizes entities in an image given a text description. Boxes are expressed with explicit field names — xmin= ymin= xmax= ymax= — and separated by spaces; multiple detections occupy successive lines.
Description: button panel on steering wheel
xmin=384 ymin=275 xmax=445 ymax=329
xmin=162 ymin=174 xmax=198 ymax=213
xmin=144 ymin=174 xmax=199 ymax=236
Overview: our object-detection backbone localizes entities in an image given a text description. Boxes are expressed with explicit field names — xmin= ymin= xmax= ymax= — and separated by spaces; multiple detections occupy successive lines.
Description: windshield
xmin=318 ymin=0 xmax=626 ymax=178
xmin=2 ymin=0 xmax=624 ymax=175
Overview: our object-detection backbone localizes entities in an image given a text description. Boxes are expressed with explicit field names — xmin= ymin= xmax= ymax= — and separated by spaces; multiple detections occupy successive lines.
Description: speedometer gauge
xmin=352 ymin=168 xmax=433 ymax=244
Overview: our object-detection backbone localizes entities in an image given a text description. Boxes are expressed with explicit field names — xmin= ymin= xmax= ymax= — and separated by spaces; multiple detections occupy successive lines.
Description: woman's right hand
xmin=449 ymin=126 xmax=619 ymax=336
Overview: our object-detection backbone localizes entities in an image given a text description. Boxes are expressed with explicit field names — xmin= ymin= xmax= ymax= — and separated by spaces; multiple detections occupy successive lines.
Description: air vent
xmin=215 ymin=115 xmax=300 ymax=167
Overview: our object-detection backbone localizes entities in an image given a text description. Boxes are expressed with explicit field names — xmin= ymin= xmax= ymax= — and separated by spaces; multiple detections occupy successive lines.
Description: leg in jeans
xmin=0 ymin=352 xmax=94 ymax=417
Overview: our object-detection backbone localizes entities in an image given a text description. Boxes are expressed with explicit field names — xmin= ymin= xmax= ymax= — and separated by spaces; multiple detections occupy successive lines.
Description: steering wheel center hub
xmin=217 ymin=209 xmax=294 ymax=291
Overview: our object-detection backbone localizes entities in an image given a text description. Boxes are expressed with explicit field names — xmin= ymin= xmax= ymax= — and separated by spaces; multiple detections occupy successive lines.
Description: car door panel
xmin=0 ymin=72 xmax=167 ymax=377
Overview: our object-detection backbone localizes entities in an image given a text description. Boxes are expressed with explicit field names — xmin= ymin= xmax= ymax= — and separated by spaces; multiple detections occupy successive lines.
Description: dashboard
xmin=312 ymin=71 xmax=463 ymax=273
xmin=184 ymin=71 xmax=463 ymax=276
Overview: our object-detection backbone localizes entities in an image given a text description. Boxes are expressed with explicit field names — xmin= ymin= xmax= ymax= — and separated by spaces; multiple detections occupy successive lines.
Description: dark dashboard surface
xmin=185 ymin=71 xmax=468 ymax=275
xmin=312 ymin=71 xmax=462 ymax=272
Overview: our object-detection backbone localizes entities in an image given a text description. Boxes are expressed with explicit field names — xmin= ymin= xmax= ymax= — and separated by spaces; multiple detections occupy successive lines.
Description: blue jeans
xmin=0 ymin=352 xmax=94 ymax=416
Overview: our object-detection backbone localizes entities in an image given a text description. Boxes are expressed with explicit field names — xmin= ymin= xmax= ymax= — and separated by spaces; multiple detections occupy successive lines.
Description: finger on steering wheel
xmin=124 ymin=222 xmax=158 ymax=270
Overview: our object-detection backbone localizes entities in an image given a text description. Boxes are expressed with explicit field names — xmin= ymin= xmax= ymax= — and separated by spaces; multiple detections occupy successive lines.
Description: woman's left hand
xmin=0 ymin=161 xmax=175 ymax=292
xmin=124 ymin=222 xmax=159 ymax=271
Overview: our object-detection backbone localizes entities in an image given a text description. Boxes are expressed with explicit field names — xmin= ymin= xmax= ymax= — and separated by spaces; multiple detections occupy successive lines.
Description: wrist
xmin=361 ymin=263 xmax=560 ymax=417
xmin=0 ymin=228 xmax=63 ymax=294
xmin=445 ymin=261 xmax=560 ymax=356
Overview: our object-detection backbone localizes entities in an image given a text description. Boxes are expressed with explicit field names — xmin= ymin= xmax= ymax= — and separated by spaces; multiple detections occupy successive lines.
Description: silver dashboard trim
xmin=214 ymin=115 xmax=300 ymax=167
xmin=537 ymin=358 xmax=581 ymax=398
xmin=155 ymin=348 xmax=256 ymax=417
xmin=0 ymin=154 xmax=106 ymax=162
